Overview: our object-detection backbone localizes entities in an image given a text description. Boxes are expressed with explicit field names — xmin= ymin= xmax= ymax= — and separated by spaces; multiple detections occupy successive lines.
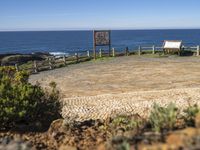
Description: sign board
xmin=163 ymin=40 xmax=182 ymax=49
xmin=94 ymin=31 xmax=110 ymax=46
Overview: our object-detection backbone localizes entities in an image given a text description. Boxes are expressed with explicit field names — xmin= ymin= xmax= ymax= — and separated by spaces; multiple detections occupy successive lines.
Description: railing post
xmin=15 ymin=64 xmax=19 ymax=71
xmin=152 ymin=45 xmax=155 ymax=54
xmin=48 ymin=58 xmax=53 ymax=70
xmin=87 ymin=50 xmax=90 ymax=57
xmin=138 ymin=46 xmax=141 ymax=56
xmin=75 ymin=53 xmax=79 ymax=63
xmin=112 ymin=48 xmax=115 ymax=57
xmin=63 ymin=55 xmax=66 ymax=65
xmin=125 ymin=47 xmax=129 ymax=56
xmin=99 ymin=49 xmax=102 ymax=58
xmin=33 ymin=60 xmax=38 ymax=73
xmin=197 ymin=45 xmax=200 ymax=56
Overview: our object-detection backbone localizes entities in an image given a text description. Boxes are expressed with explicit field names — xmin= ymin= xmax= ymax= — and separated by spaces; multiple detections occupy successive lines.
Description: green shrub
xmin=183 ymin=104 xmax=200 ymax=126
xmin=149 ymin=103 xmax=178 ymax=132
xmin=0 ymin=66 xmax=61 ymax=130
xmin=111 ymin=115 xmax=142 ymax=131
xmin=116 ymin=141 xmax=130 ymax=150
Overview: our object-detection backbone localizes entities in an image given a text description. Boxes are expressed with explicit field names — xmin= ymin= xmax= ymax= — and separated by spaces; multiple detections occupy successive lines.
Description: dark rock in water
xmin=32 ymin=52 xmax=50 ymax=55
xmin=1 ymin=54 xmax=48 ymax=66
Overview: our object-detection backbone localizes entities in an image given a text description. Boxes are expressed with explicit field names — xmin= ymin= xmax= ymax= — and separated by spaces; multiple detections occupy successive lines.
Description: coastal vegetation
xmin=0 ymin=66 xmax=61 ymax=130
xmin=149 ymin=103 xmax=178 ymax=132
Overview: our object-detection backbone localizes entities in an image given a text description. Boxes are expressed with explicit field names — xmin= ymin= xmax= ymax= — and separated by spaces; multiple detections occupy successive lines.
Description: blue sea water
xmin=0 ymin=29 xmax=200 ymax=54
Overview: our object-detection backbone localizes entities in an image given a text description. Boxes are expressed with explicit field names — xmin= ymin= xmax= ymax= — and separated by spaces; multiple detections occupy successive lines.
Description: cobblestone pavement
xmin=62 ymin=88 xmax=200 ymax=121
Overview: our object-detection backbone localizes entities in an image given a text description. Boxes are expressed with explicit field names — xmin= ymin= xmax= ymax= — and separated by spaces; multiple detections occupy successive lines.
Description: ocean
xmin=0 ymin=29 xmax=200 ymax=54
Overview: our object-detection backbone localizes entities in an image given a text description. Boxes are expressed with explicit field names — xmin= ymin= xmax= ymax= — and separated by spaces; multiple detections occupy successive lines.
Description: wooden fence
xmin=14 ymin=45 xmax=200 ymax=74
xmin=15 ymin=51 xmax=92 ymax=74
xmin=96 ymin=45 xmax=200 ymax=57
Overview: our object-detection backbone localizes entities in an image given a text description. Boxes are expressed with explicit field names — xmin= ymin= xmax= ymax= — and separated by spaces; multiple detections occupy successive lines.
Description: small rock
xmin=49 ymin=119 xmax=64 ymax=132
xmin=97 ymin=144 xmax=107 ymax=150
xmin=115 ymin=128 xmax=125 ymax=137
xmin=59 ymin=145 xmax=77 ymax=150
xmin=195 ymin=113 xmax=200 ymax=128
xmin=48 ymin=119 xmax=64 ymax=137
xmin=112 ymin=136 xmax=124 ymax=144
xmin=96 ymin=137 xmax=104 ymax=144
xmin=166 ymin=127 xmax=197 ymax=147
xmin=1 ymin=136 xmax=11 ymax=145
xmin=0 ymin=137 xmax=33 ymax=150
xmin=124 ymin=131 xmax=136 ymax=139
xmin=139 ymin=144 xmax=176 ymax=150
xmin=143 ymin=132 xmax=161 ymax=143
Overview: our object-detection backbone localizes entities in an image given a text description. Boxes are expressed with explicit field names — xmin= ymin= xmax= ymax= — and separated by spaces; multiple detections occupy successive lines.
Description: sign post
xmin=93 ymin=30 xmax=111 ymax=59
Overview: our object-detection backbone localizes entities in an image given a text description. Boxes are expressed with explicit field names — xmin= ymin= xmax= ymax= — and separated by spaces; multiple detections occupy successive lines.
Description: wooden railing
xmin=13 ymin=45 xmax=200 ymax=73
xmin=15 ymin=51 xmax=92 ymax=74
xmin=97 ymin=45 xmax=200 ymax=57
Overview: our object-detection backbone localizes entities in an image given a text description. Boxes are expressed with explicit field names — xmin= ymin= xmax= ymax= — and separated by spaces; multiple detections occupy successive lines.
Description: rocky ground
xmin=1 ymin=114 xmax=200 ymax=150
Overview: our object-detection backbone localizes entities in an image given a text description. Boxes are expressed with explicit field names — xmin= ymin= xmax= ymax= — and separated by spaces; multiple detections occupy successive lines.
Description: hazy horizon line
xmin=1 ymin=27 xmax=200 ymax=32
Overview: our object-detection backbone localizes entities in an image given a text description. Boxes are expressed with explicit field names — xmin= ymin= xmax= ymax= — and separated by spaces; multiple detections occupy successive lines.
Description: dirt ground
xmin=29 ymin=55 xmax=200 ymax=120
xmin=29 ymin=55 xmax=200 ymax=97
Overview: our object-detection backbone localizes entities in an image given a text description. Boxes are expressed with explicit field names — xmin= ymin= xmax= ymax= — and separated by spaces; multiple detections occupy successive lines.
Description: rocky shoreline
xmin=0 ymin=52 xmax=50 ymax=66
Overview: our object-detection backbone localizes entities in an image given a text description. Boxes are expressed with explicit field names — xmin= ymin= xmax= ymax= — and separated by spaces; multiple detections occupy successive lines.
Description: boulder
xmin=195 ymin=113 xmax=200 ymax=128
xmin=1 ymin=54 xmax=46 ymax=66
xmin=166 ymin=127 xmax=197 ymax=147
xmin=48 ymin=119 xmax=64 ymax=137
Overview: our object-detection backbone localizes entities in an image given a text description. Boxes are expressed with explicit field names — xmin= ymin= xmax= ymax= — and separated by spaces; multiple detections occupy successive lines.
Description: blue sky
xmin=0 ymin=0 xmax=200 ymax=31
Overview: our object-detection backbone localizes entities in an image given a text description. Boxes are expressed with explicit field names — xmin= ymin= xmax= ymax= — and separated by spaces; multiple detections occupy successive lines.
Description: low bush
xmin=116 ymin=141 xmax=130 ymax=150
xmin=149 ymin=103 xmax=178 ymax=132
xmin=183 ymin=104 xmax=200 ymax=126
xmin=0 ymin=66 xmax=61 ymax=130
xmin=111 ymin=115 xmax=142 ymax=131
